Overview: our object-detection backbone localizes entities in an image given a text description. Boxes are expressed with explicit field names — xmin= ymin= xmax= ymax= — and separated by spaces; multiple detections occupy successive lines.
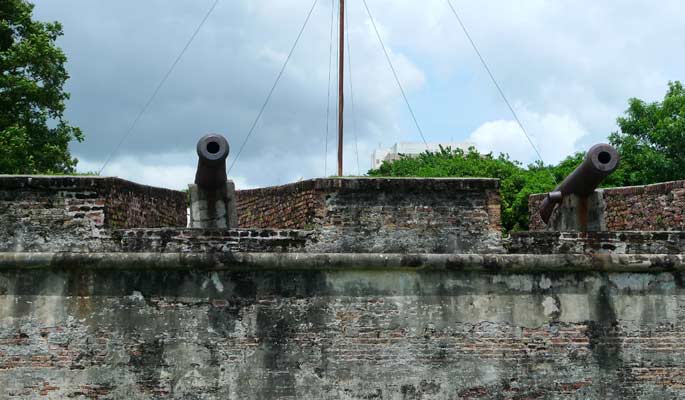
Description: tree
xmin=368 ymin=147 xmax=600 ymax=232
xmin=368 ymin=146 xmax=559 ymax=232
xmin=609 ymin=81 xmax=685 ymax=186
xmin=368 ymin=82 xmax=685 ymax=232
xmin=0 ymin=0 xmax=83 ymax=174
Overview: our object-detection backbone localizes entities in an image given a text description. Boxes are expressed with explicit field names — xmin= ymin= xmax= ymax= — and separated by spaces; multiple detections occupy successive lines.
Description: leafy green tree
xmin=369 ymin=147 xmax=610 ymax=232
xmin=368 ymin=82 xmax=685 ymax=231
xmin=609 ymin=81 xmax=685 ymax=186
xmin=0 ymin=0 xmax=83 ymax=174
xmin=369 ymin=147 xmax=560 ymax=232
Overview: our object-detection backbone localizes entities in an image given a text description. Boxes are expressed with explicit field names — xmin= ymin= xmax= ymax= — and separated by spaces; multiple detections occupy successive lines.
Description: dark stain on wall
xmin=128 ymin=338 xmax=167 ymax=394
xmin=586 ymin=284 xmax=622 ymax=371
xmin=585 ymin=282 xmax=636 ymax=399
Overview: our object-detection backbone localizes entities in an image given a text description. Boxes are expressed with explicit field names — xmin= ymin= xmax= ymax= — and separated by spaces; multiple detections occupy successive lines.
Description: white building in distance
xmin=371 ymin=141 xmax=474 ymax=169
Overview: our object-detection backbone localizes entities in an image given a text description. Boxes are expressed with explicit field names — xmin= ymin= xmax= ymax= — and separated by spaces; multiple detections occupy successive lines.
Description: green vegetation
xmin=0 ymin=0 xmax=83 ymax=174
xmin=369 ymin=147 xmax=565 ymax=232
xmin=608 ymin=81 xmax=685 ymax=187
xmin=369 ymin=81 xmax=685 ymax=232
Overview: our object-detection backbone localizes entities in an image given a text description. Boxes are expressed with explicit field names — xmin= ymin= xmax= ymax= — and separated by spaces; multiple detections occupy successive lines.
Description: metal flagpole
xmin=337 ymin=0 xmax=345 ymax=176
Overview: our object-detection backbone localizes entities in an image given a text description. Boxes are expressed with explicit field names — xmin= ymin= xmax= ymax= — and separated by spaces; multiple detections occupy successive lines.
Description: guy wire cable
xmin=445 ymin=0 xmax=556 ymax=182
xmin=345 ymin=0 xmax=361 ymax=175
xmin=324 ymin=0 xmax=335 ymax=176
xmin=99 ymin=0 xmax=220 ymax=175
xmin=229 ymin=0 xmax=320 ymax=173
xmin=361 ymin=0 xmax=428 ymax=147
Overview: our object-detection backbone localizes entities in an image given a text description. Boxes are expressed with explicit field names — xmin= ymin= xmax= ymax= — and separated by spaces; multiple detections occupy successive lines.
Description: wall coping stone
xmin=1 ymin=251 xmax=683 ymax=273
xmin=0 ymin=175 xmax=182 ymax=195
xmin=237 ymin=177 xmax=500 ymax=196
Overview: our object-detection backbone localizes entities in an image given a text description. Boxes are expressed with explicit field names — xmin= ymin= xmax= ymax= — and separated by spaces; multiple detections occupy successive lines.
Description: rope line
xmin=345 ymin=0 xmax=360 ymax=175
xmin=99 ymin=0 xmax=220 ymax=175
xmin=445 ymin=0 xmax=553 ymax=179
xmin=361 ymin=0 xmax=428 ymax=147
xmin=228 ymin=0 xmax=319 ymax=173
xmin=324 ymin=0 xmax=335 ymax=176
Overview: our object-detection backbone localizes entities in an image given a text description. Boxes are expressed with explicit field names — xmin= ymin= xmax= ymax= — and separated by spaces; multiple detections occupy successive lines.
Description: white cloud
xmin=77 ymin=154 xmax=255 ymax=191
xmin=468 ymin=109 xmax=588 ymax=165
xmin=31 ymin=0 xmax=685 ymax=187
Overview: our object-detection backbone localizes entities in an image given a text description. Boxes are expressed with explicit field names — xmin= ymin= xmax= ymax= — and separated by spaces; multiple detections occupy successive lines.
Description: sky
xmin=32 ymin=0 xmax=685 ymax=190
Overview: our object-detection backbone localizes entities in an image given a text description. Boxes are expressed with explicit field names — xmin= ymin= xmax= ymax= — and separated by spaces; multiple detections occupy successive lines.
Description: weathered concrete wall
xmin=2 ymin=266 xmax=685 ymax=399
xmin=238 ymin=178 xmax=503 ymax=254
xmin=4 ymin=174 xmax=685 ymax=399
xmin=530 ymin=180 xmax=685 ymax=231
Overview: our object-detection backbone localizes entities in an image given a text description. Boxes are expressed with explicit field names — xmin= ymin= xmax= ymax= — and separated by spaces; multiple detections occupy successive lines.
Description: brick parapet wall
xmin=236 ymin=180 xmax=324 ymax=229
xmin=237 ymin=178 xmax=501 ymax=229
xmin=237 ymin=178 xmax=503 ymax=253
xmin=101 ymin=178 xmax=187 ymax=228
xmin=528 ymin=194 xmax=547 ymax=231
xmin=602 ymin=180 xmax=685 ymax=231
xmin=529 ymin=180 xmax=685 ymax=231
xmin=0 ymin=176 xmax=186 ymax=252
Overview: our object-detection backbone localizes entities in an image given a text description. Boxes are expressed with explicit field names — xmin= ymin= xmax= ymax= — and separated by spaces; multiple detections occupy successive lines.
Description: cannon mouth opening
xmin=206 ymin=141 xmax=221 ymax=154
xmin=598 ymin=151 xmax=612 ymax=164
xmin=196 ymin=133 xmax=229 ymax=162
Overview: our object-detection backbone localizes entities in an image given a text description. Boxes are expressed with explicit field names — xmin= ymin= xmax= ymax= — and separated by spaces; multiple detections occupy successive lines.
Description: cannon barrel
xmin=539 ymin=143 xmax=619 ymax=224
xmin=194 ymin=134 xmax=230 ymax=190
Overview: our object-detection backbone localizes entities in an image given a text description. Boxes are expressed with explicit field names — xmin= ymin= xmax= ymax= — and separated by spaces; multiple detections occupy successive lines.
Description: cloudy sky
xmin=33 ymin=0 xmax=685 ymax=190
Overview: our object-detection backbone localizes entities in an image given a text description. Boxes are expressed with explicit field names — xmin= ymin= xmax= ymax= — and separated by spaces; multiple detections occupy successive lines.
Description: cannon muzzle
xmin=194 ymin=134 xmax=230 ymax=190
xmin=539 ymin=143 xmax=619 ymax=224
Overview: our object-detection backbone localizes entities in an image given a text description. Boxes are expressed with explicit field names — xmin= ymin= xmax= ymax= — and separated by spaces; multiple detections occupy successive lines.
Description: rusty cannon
xmin=189 ymin=133 xmax=237 ymax=228
xmin=539 ymin=143 xmax=619 ymax=226
xmin=195 ymin=134 xmax=230 ymax=189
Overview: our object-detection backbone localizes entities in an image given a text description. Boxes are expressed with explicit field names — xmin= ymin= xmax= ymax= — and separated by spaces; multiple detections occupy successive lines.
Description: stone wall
xmin=237 ymin=180 xmax=325 ymax=229
xmin=0 ymin=176 xmax=502 ymax=254
xmin=238 ymin=178 xmax=503 ymax=253
xmin=101 ymin=178 xmax=187 ymax=229
xmin=603 ymin=180 xmax=685 ymax=230
xmin=2 ymin=265 xmax=685 ymax=399
xmin=107 ymin=228 xmax=313 ymax=254
xmin=507 ymin=231 xmax=685 ymax=255
xmin=0 ymin=176 xmax=186 ymax=252
xmin=529 ymin=180 xmax=685 ymax=231
xmin=4 ymin=175 xmax=685 ymax=398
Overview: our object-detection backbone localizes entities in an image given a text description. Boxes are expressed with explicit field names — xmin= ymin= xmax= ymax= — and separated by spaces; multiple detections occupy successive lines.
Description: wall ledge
xmin=1 ymin=251 xmax=683 ymax=273
xmin=237 ymin=177 xmax=500 ymax=197
xmin=0 ymin=175 xmax=176 ymax=192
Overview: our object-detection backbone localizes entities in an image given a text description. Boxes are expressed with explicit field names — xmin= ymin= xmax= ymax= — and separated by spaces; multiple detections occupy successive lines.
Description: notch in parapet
xmin=189 ymin=134 xmax=237 ymax=228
